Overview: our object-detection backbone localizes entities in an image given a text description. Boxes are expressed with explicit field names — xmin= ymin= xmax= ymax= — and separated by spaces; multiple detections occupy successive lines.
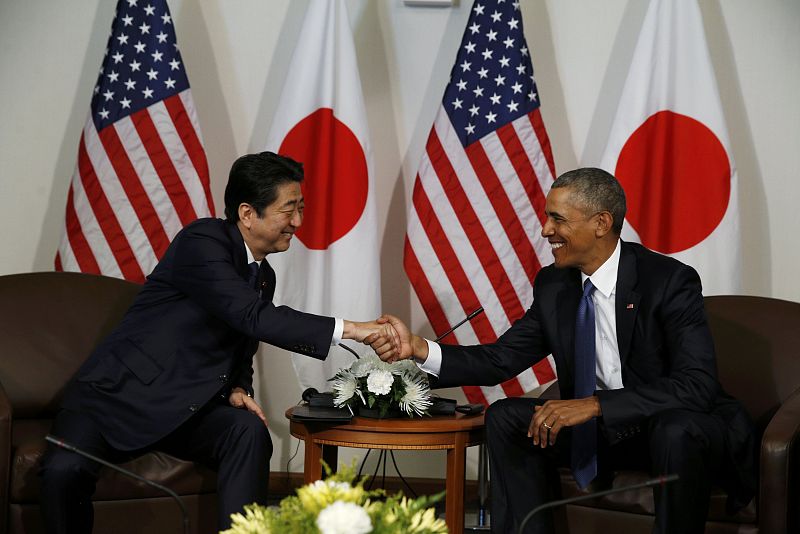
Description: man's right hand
xmin=365 ymin=314 xmax=428 ymax=363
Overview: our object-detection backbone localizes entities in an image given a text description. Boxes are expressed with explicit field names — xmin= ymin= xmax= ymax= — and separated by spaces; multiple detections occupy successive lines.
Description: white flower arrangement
xmin=222 ymin=464 xmax=448 ymax=534
xmin=330 ymin=354 xmax=433 ymax=417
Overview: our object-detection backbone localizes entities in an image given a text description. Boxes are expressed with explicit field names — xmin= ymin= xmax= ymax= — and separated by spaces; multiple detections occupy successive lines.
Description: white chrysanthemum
xmin=389 ymin=358 xmax=418 ymax=375
xmin=331 ymin=370 xmax=358 ymax=407
xmin=316 ymin=500 xmax=372 ymax=534
xmin=350 ymin=354 xmax=380 ymax=377
xmin=366 ymin=369 xmax=394 ymax=395
xmin=399 ymin=372 xmax=433 ymax=416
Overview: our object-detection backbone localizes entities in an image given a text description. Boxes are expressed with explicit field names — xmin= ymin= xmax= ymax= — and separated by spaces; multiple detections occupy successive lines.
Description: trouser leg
xmin=486 ymin=397 xmax=568 ymax=534
xmin=39 ymin=410 xmax=117 ymax=534
xmin=158 ymin=400 xmax=273 ymax=529
xmin=647 ymin=409 xmax=725 ymax=534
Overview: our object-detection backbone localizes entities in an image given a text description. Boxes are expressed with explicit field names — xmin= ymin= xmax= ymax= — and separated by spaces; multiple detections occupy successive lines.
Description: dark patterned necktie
xmin=572 ymin=278 xmax=597 ymax=489
xmin=247 ymin=262 xmax=260 ymax=289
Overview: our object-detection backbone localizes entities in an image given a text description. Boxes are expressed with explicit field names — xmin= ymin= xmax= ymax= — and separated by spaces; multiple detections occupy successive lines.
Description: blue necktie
xmin=247 ymin=262 xmax=260 ymax=289
xmin=572 ymin=279 xmax=597 ymax=489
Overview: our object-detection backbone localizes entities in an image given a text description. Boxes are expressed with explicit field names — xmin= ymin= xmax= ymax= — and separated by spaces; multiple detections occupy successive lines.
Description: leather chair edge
xmin=759 ymin=386 xmax=800 ymax=534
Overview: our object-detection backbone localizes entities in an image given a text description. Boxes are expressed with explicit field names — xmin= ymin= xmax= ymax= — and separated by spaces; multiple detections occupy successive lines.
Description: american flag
xmin=56 ymin=0 xmax=213 ymax=283
xmin=404 ymin=0 xmax=557 ymax=405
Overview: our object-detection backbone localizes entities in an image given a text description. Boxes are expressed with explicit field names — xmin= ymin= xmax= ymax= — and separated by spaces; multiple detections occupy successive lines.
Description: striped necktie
xmin=571 ymin=278 xmax=597 ymax=489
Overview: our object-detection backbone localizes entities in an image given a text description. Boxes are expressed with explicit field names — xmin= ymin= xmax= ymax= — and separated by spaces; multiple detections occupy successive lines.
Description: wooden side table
xmin=285 ymin=407 xmax=485 ymax=534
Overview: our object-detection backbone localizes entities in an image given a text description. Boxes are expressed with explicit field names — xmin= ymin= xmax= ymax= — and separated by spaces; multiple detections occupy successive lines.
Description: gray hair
xmin=551 ymin=168 xmax=627 ymax=235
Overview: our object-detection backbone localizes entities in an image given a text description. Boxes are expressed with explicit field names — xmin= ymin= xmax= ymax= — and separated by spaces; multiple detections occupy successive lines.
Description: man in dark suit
xmin=369 ymin=168 xmax=755 ymax=533
xmin=40 ymin=152 xmax=393 ymax=533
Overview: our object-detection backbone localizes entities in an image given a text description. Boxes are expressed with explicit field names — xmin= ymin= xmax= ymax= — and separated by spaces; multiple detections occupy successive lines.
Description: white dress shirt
xmin=245 ymin=244 xmax=342 ymax=346
xmin=419 ymin=240 xmax=624 ymax=391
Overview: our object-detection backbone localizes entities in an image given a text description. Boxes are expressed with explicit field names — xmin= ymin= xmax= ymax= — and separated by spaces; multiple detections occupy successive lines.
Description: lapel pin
xmin=626 ymin=303 xmax=634 ymax=309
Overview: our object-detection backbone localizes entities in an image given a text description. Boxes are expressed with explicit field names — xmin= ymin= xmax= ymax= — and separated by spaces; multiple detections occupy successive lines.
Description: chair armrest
xmin=759 ymin=387 xmax=800 ymax=534
xmin=0 ymin=381 xmax=12 ymax=534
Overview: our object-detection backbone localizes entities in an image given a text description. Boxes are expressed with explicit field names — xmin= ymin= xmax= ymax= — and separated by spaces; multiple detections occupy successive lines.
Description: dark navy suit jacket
xmin=436 ymin=240 xmax=755 ymax=509
xmin=63 ymin=218 xmax=335 ymax=451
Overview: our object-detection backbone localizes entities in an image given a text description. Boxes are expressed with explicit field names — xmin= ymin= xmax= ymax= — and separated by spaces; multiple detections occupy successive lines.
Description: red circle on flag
xmin=278 ymin=108 xmax=368 ymax=250
xmin=615 ymin=110 xmax=731 ymax=254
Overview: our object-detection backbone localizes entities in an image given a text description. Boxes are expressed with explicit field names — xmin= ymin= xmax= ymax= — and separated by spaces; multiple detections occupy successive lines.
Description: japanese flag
xmin=595 ymin=0 xmax=740 ymax=294
xmin=264 ymin=0 xmax=380 ymax=391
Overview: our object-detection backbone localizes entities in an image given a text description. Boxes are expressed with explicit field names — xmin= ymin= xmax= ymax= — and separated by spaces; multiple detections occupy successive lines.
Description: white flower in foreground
xmin=316 ymin=500 xmax=372 ymax=534
xmin=400 ymin=372 xmax=433 ymax=416
xmin=331 ymin=370 xmax=358 ymax=407
xmin=350 ymin=354 xmax=380 ymax=377
xmin=366 ymin=369 xmax=394 ymax=395
xmin=389 ymin=358 xmax=418 ymax=375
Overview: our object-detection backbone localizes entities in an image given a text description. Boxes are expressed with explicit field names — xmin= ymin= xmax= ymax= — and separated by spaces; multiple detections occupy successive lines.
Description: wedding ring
xmin=542 ymin=421 xmax=552 ymax=430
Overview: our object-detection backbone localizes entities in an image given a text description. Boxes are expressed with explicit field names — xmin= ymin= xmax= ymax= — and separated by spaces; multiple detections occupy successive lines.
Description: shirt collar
xmin=244 ymin=243 xmax=259 ymax=266
xmin=580 ymin=239 xmax=621 ymax=298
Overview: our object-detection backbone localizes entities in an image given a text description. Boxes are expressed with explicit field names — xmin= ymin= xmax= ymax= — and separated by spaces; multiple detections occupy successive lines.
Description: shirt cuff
xmin=331 ymin=318 xmax=344 ymax=346
xmin=416 ymin=339 xmax=442 ymax=377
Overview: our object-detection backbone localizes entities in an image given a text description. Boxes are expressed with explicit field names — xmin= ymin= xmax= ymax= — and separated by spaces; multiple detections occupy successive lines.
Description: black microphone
xmin=518 ymin=473 xmax=679 ymax=534
xmin=45 ymin=435 xmax=190 ymax=534
xmin=338 ymin=341 xmax=361 ymax=359
xmin=435 ymin=306 xmax=484 ymax=342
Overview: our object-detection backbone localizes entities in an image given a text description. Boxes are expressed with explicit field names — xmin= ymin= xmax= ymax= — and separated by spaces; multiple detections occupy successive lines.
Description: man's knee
xmin=486 ymin=397 xmax=537 ymax=447
xmin=40 ymin=449 xmax=98 ymax=494
xmin=648 ymin=410 xmax=709 ymax=465
xmin=227 ymin=411 xmax=273 ymax=457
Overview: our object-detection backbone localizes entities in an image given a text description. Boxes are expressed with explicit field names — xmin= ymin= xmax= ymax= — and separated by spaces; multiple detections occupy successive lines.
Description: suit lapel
xmin=615 ymin=241 xmax=640 ymax=366
xmin=555 ymin=269 xmax=582 ymax=382
xmin=260 ymin=260 xmax=277 ymax=302
xmin=225 ymin=222 xmax=249 ymax=278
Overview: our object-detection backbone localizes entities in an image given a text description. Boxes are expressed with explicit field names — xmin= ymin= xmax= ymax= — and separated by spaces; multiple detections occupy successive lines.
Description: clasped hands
xmin=353 ymin=314 xmax=602 ymax=447
xmin=344 ymin=314 xmax=419 ymax=362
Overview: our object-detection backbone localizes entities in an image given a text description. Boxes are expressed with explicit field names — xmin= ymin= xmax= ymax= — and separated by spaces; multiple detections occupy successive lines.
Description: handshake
xmin=342 ymin=315 xmax=429 ymax=363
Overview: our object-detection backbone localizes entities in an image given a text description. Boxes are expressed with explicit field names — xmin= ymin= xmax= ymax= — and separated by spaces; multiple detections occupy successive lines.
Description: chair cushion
xmin=557 ymin=468 xmax=757 ymax=524
xmin=10 ymin=419 xmax=217 ymax=503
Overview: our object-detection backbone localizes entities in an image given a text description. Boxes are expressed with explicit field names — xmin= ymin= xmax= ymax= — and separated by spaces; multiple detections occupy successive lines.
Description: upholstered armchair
xmin=0 ymin=272 xmax=218 ymax=534
xmin=548 ymin=295 xmax=800 ymax=534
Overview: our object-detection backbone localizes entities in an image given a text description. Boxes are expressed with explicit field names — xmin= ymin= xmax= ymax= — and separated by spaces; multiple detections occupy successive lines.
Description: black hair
xmin=551 ymin=168 xmax=627 ymax=235
xmin=224 ymin=151 xmax=304 ymax=221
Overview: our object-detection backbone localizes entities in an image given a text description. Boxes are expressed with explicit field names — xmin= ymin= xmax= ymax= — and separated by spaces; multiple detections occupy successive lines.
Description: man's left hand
xmin=229 ymin=387 xmax=268 ymax=426
xmin=528 ymin=397 xmax=601 ymax=447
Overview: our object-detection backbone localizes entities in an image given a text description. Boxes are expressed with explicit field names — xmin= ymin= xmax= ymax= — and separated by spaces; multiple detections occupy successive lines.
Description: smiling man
xmin=40 ymin=151 xmax=393 ymax=533
xmin=369 ymin=168 xmax=755 ymax=534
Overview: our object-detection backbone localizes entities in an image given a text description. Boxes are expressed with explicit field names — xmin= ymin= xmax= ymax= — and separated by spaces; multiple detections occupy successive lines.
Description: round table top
xmin=285 ymin=406 xmax=485 ymax=434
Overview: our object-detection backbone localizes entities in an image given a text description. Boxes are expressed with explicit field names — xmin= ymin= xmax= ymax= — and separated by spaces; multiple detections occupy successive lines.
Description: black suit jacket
xmin=436 ymin=240 xmax=755 ymax=507
xmin=63 ymin=218 xmax=335 ymax=451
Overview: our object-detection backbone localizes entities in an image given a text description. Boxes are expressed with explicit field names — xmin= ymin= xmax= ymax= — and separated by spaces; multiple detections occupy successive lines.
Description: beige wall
xmin=1 ymin=0 xmax=798 ymax=480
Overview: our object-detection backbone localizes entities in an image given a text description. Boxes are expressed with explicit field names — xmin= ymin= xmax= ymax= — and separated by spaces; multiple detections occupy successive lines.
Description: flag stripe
xmin=166 ymin=92 xmax=214 ymax=215
xmin=414 ymin=154 xmax=511 ymax=338
xmin=98 ymin=124 xmax=170 ymax=258
xmin=406 ymin=208 xmax=481 ymax=345
xmin=500 ymin=378 xmax=525 ymax=397
xmin=496 ymin=120 xmax=547 ymax=226
xmin=77 ymin=136 xmax=144 ymax=281
xmin=533 ymin=357 xmax=557 ymax=384
xmin=411 ymin=178 xmax=497 ymax=341
xmin=63 ymin=184 xmax=101 ymax=274
xmin=113 ymin=115 xmax=183 ymax=239
xmin=529 ymin=109 xmax=556 ymax=181
xmin=83 ymin=119 xmax=157 ymax=275
xmin=151 ymin=98 xmax=212 ymax=220
xmin=69 ymin=165 xmax=124 ymax=278
xmin=402 ymin=238 xmax=454 ymax=342
xmin=426 ymin=130 xmax=525 ymax=323
xmin=464 ymin=137 xmax=540 ymax=285
xmin=130 ymin=108 xmax=198 ymax=226
xmin=435 ymin=113 xmax=534 ymax=313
